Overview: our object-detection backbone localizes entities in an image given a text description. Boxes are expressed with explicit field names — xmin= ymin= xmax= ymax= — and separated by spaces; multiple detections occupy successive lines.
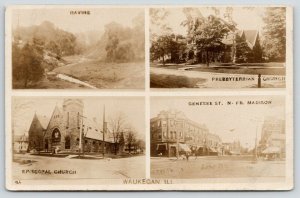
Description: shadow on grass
xmin=151 ymin=73 xmax=206 ymax=88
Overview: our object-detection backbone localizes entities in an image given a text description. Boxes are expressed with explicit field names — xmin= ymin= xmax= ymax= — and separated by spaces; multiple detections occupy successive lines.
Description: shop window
xmin=65 ymin=136 xmax=70 ymax=149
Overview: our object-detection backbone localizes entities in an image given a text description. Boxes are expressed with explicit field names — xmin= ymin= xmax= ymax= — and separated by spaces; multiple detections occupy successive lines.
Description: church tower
xmin=62 ymin=99 xmax=84 ymax=152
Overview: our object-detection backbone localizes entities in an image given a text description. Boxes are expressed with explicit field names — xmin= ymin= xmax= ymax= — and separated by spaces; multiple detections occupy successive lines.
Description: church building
xmin=27 ymin=99 xmax=115 ymax=154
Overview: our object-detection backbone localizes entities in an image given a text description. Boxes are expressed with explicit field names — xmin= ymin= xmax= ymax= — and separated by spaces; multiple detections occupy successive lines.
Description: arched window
xmin=65 ymin=136 xmax=70 ymax=149
xmin=52 ymin=128 xmax=61 ymax=143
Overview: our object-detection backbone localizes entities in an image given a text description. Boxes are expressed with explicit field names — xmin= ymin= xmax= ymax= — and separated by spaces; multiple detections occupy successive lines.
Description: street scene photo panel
xmin=151 ymin=96 xmax=286 ymax=181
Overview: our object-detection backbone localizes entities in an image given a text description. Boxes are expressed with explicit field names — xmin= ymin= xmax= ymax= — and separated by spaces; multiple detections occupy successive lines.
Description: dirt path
xmin=56 ymin=74 xmax=97 ymax=89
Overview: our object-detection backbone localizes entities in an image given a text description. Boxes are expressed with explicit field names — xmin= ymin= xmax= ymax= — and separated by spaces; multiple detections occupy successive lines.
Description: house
xmin=14 ymin=134 xmax=29 ymax=153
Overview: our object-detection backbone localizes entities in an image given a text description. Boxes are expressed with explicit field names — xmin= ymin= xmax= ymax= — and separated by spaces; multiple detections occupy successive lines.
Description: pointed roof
xmin=243 ymin=30 xmax=259 ymax=49
xmin=36 ymin=114 xmax=50 ymax=130
xmin=83 ymin=119 xmax=114 ymax=143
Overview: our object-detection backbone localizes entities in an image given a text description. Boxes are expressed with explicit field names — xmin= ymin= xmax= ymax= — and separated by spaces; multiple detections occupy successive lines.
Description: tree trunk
xmin=162 ymin=55 xmax=165 ymax=66
xmin=24 ymin=78 xmax=28 ymax=88
xmin=206 ymin=51 xmax=209 ymax=67
xmin=114 ymin=143 xmax=118 ymax=155
xmin=128 ymin=143 xmax=131 ymax=154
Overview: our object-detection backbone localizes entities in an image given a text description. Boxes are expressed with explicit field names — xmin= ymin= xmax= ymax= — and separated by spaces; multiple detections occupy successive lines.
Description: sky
xmin=151 ymin=7 xmax=265 ymax=36
xmin=12 ymin=97 xmax=145 ymax=139
xmin=11 ymin=7 xmax=144 ymax=34
xmin=151 ymin=96 xmax=285 ymax=149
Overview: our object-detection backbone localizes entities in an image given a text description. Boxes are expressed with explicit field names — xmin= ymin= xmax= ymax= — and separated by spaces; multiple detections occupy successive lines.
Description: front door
xmin=51 ymin=128 xmax=61 ymax=152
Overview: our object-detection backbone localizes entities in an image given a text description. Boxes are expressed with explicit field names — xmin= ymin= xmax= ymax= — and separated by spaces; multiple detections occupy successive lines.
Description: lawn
xmin=151 ymin=63 xmax=286 ymax=75
xmin=54 ymin=59 xmax=145 ymax=89
xmin=151 ymin=73 xmax=205 ymax=88
xmin=190 ymin=67 xmax=286 ymax=75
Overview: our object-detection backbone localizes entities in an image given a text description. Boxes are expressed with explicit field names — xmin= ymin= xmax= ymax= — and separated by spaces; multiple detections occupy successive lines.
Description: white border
xmin=5 ymin=5 xmax=293 ymax=191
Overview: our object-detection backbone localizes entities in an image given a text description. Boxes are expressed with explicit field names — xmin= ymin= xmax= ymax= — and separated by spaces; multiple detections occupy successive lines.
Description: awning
xmin=156 ymin=144 xmax=167 ymax=150
xmin=229 ymin=151 xmax=240 ymax=155
xmin=210 ymin=147 xmax=218 ymax=153
xmin=179 ymin=143 xmax=191 ymax=152
xmin=262 ymin=146 xmax=281 ymax=154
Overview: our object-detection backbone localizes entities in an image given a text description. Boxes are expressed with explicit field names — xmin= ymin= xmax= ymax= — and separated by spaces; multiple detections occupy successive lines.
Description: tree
xmin=12 ymin=39 xmax=44 ymax=88
xmin=109 ymin=112 xmax=127 ymax=155
xmin=150 ymin=34 xmax=173 ymax=65
xmin=132 ymin=12 xmax=145 ymax=60
xmin=235 ymin=34 xmax=252 ymax=63
xmin=115 ymin=42 xmax=135 ymax=62
xmin=126 ymin=129 xmax=137 ymax=154
xmin=118 ymin=132 xmax=125 ymax=153
xmin=186 ymin=15 xmax=231 ymax=66
xmin=45 ymin=40 xmax=62 ymax=59
xmin=150 ymin=8 xmax=172 ymax=36
xmin=262 ymin=7 xmax=286 ymax=62
xmin=105 ymin=34 xmax=119 ymax=62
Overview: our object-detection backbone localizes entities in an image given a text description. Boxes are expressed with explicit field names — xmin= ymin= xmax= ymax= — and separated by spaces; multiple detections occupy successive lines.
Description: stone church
xmin=27 ymin=99 xmax=115 ymax=154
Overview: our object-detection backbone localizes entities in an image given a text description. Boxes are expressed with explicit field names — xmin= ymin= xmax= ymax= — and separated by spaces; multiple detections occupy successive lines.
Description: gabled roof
xmin=36 ymin=114 xmax=50 ymax=130
xmin=83 ymin=119 xmax=114 ymax=143
xmin=221 ymin=29 xmax=259 ymax=49
xmin=243 ymin=30 xmax=259 ymax=49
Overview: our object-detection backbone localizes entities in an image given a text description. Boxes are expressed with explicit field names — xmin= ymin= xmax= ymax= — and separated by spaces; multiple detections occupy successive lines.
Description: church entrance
xmin=51 ymin=128 xmax=61 ymax=153
xmin=45 ymin=138 xmax=49 ymax=152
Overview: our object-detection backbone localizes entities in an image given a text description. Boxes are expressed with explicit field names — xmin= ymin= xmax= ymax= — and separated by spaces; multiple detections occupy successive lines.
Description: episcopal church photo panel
xmin=11 ymin=96 xmax=145 ymax=181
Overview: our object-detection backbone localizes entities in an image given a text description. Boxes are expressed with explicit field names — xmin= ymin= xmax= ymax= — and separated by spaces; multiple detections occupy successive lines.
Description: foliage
xmin=150 ymin=34 xmax=174 ymax=65
xmin=150 ymin=8 xmax=172 ymax=37
xmin=126 ymin=130 xmax=137 ymax=154
xmin=14 ymin=21 xmax=79 ymax=58
xmin=235 ymin=34 xmax=253 ymax=63
xmin=103 ymin=14 xmax=144 ymax=63
xmin=262 ymin=7 xmax=286 ymax=62
xmin=188 ymin=15 xmax=231 ymax=66
xmin=109 ymin=112 xmax=127 ymax=155
xmin=12 ymin=39 xmax=44 ymax=88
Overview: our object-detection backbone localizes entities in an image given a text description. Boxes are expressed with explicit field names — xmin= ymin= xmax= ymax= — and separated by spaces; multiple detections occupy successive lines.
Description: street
xmin=151 ymin=155 xmax=285 ymax=179
xmin=12 ymin=154 xmax=145 ymax=180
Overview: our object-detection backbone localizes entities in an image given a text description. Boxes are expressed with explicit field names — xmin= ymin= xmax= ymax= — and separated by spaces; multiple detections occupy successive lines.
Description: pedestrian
xmin=186 ymin=152 xmax=189 ymax=161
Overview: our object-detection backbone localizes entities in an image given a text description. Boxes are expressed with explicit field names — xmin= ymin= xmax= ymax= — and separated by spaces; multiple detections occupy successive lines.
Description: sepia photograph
xmin=150 ymin=7 xmax=287 ymax=88
xmin=151 ymin=96 xmax=287 ymax=182
xmin=10 ymin=97 xmax=145 ymax=183
xmin=10 ymin=7 xmax=145 ymax=89
xmin=4 ymin=5 xmax=293 ymax=191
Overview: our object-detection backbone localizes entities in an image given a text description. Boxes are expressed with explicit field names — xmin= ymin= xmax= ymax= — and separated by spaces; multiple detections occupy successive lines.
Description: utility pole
xmin=176 ymin=130 xmax=179 ymax=159
xmin=253 ymin=121 xmax=259 ymax=163
xmin=102 ymin=105 xmax=106 ymax=158
xmin=79 ymin=114 xmax=85 ymax=157
xmin=79 ymin=117 xmax=82 ymax=155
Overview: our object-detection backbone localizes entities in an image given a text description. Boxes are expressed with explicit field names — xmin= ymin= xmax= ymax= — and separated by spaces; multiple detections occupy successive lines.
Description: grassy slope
xmin=53 ymin=60 xmax=145 ymax=89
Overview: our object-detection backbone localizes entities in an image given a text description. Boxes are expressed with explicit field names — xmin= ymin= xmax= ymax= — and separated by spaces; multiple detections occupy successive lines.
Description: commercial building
xmin=151 ymin=110 xmax=222 ymax=157
xmin=258 ymin=117 xmax=285 ymax=159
